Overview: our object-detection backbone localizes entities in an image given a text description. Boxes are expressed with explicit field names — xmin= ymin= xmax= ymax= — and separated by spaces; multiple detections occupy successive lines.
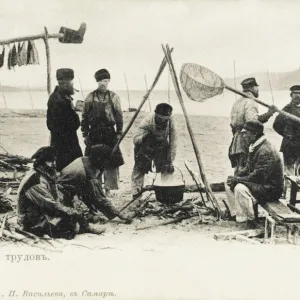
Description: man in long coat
xmin=131 ymin=103 xmax=177 ymax=199
xmin=81 ymin=69 xmax=124 ymax=197
xmin=226 ymin=121 xmax=284 ymax=225
xmin=47 ymin=68 xmax=82 ymax=171
xmin=229 ymin=77 xmax=276 ymax=174
xmin=273 ymin=85 xmax=300 ymax=177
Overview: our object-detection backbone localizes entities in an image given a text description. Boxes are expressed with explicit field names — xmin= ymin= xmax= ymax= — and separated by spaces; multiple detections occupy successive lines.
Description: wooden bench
xmin=285 ymin=175 xmax=300 ymax=207
xmin=259 ymin=200 xmax=300 ymax=244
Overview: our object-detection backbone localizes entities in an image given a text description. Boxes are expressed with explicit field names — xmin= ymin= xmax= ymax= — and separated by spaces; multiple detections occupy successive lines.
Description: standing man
xmin=131 ymin=103 xmax=177 ymax=199
xmin=81 ymin=69 xmax=124 ymax=197
xmin=273 ymin=85 xmax=300 ymax=178
xmin=226 ymin=121 xmax=284 ymax=226
xmin=229 ymin=77 xmax=276 ymax=174
xmin=47 ymin=68 xmax=82 ymax=171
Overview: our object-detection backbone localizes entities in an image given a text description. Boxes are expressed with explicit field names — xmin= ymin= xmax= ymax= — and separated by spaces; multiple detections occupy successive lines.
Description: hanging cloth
xmin=17 ymin=42 xmax=22 ymax=66
xmin=0 ymin=46 xmax=5 ymax=68
xmin=20 ymin=41 xmax=27 ymax=66
xmin=7 ymin=46 xmax=12 ymax=70
xmin=27 ymin=40 xmax=34 ymax=64
xmin=31 ymin=40 xmax=39 ymax=64
xmin=11 ymin=44 xmax=17 ymax=67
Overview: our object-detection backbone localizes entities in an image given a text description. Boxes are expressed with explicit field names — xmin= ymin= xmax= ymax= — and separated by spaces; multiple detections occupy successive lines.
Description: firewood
xmin=0 ymin=214 xmax=7 ymax=238
xmin=214 ymin=229 xmax=264 ymax=241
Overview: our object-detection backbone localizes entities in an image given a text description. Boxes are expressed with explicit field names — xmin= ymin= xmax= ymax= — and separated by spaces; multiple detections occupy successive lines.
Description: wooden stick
xmin=214 ymin=229 xmax=264 ymax=241
xmin=225 ymin=84 xmax=300 ymax=125
xmin=163 ymin=44 xmax=221 ymax=218
xmin=144 ymin=75 xmax=152 ymax=112
xmin=0 ymin=32 xmax=63 ymax=45
xmin=0 ymin=214 xmax=7 ymax=238
xmin=123 ymin=73 xmax=131 ymax=109
xmin=267 ymin=70 xmax=275 ymax=105
xmin=112 ymin=48 xmax=173 ymax=154
xmin=43 ymin=27 xmax=52 ymax=95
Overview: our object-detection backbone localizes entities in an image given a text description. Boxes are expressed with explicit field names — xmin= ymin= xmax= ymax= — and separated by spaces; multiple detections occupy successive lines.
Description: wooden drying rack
xmin=0 ymin=27 xmax=66 ymax=95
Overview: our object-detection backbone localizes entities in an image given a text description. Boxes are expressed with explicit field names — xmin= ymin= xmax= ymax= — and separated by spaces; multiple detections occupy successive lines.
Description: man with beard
xmin=17 ymin=146 xmax=105 ymax=239
xmin=229 ymin=77 xmax=276 ymax=174
xmin=47 ymin=68 xmax=83 ymax=171
xmin=131 ymin=103 xmax=177 ymax=200
xmin=273 ymin=85 xmax=300 ymax=179
xmin=58 ymin=144 xmax=131 ymax=223
xmin=226 ymin=121 xmax=284 ymax=227
xmin=81 ymin=69 xmax=124 ymax=197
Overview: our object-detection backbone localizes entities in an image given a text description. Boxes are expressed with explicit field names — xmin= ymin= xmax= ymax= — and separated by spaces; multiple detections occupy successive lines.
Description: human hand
xmin=84 ymin=136 xmax=91 ymax=146
xmin=268 ymin=105 xmax=277 ymax=115
xmin=116 ymin=132 xmax=122 ymax=141
xmin=227 ymin=176 xmax=238 ymax=188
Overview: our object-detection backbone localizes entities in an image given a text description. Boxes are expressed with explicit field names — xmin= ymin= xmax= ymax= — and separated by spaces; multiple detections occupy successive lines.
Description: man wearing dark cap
xmin=17 ymin=146 xmax=105 ymax=239
xmin=273 ymin=85 xmax=300 ymax=186
xmin=131 ymin=103 xmax=177 ymax=199
xmin=226 ymin=120 xmax=283 ymax=226
xmin=47 ymin=68 xmax=82 ymax=171
xmin=81 ymin=69 xmax=124 ymax=197
xmin=229 ymin=77 xmax=276 ymax=174
xmin=58 ymin=144 xmax=131 ymax=223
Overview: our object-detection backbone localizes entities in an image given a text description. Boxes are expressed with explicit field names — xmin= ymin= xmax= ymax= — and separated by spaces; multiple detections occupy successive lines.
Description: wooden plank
xmin=214 ymin=229 xmax=264 ymax=241
xmin=263 ymin=201 xmax=300 ymax=223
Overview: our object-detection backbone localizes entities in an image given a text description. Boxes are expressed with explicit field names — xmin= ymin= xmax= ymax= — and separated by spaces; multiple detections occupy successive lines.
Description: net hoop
xmin=180 ymin=63 xmax=225 ymax=102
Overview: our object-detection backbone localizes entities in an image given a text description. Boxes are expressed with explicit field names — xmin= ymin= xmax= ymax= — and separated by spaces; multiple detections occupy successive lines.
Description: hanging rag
xmin=31 ymin=40 xmax=39 ymax=64
xmin=0 ymin=46 xmax=5 ymax=68
xmin=17 ymin=42 xmax=22 ymax=66
xmin=7 ymin=47 xmax=12 ymax=70
xmin=11 ymin=44 xmax=17 ymax=67
xmin=27 ymin=40 xmax=34 ymax=64
xmin=20 ymin=41 xmax=27 ymax=66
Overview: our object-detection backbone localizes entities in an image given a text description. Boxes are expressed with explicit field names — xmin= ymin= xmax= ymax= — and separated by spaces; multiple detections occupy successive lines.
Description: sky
xmin=0 ymin=0 xmax=300 ymax=91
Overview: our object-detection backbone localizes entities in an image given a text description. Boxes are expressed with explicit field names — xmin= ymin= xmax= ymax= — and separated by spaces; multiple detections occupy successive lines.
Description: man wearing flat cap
xmin=131 ymin=103 xmax=177 ymax=200
xmin=226 ymin=120 xmax=284 ymax=227
xmin=81 ymin=68 xmax=124 ymax=197
xmin=47 ymin=68 xmax=83 ymax=171
xmin=273 ymin=85 xmax=300 ymax=187
xmin=229 ymin=77 xmax=276 ymax=174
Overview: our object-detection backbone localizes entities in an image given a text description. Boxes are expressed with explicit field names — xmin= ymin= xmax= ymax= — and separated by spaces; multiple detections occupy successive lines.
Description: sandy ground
xmin=0 ymin=109 xmax=298 ymax=300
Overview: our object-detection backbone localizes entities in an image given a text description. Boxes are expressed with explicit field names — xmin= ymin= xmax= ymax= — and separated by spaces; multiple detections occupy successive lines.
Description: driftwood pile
xmin=135 ymin=195 xmax=216 ymax=230
xmin=0 ymin=212 xmax=61 ymax=252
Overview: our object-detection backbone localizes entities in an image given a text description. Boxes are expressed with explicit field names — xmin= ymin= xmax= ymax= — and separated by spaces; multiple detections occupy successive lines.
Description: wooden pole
xmin=43 ymin=27 xmax=52 ymax=95
xmin=27 ymin=80 xmax=34 ymax=109
xmin=162 ymin=44 xmax=221 ymax=218
xmin=267 ymin=70 xmax=275 ymax=105
xmin=78 ymin=78 xmax=85 ymax=101
xmin=144 ymin=75 xmax=152 ymax=112
xmin=225 ymin=85 xmax=300 ymax=124
xmin=0 ymin=80 xmax=7 ymax=108
xmin=0 ymin=32 xmax=63 ymax=45
xmin=123 ymin=73 xmax=131 ymax=109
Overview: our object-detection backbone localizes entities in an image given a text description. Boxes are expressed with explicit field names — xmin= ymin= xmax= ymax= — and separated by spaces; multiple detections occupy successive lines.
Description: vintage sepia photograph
xmin=1 ymin=0 xmax=300 ymax=299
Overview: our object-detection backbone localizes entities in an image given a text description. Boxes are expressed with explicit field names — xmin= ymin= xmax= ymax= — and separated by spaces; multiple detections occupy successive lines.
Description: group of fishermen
xmin=17 ymin=67 xmax=177 ymax=239
xmin=226 ymin=77 xmax=300 ymax=227
xmin=16 ymin=66 xmax=300 ymax=238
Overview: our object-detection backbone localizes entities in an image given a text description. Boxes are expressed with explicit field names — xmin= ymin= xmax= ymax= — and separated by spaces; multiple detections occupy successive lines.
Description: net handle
xmin=225 ymin=84 xmax=300 ymax=125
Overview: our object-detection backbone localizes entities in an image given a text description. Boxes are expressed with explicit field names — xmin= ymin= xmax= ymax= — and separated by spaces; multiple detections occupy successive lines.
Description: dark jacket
xmin=273 ymin=102 xmax=300 ymax=164
xmin=58 ymin=157 xmax=118 ymax=219
xmin=47 ymin=86 xmax=82 ymax=171
xmin=236 ymin=139 xmax=284 ymax=205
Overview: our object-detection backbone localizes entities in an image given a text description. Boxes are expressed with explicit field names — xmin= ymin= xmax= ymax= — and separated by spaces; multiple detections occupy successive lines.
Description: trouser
xmin=131 ymin=164 xmax=171 ymax=196
xmin=225 ymin=183 xmax=258 ymax=222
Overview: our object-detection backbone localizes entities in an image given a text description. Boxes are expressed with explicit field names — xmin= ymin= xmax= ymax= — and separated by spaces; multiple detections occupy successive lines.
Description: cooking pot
xmin=152 ymin=167 xmax=185 ymax=205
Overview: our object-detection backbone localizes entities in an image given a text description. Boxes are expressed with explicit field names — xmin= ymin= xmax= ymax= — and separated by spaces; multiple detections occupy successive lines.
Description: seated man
xmin=58 ymin=144 xmax=131 ymax=223
xmin=225 ymin=120 xmax=284 ymax=225
xmin=17 ymin=146 xmax=105 ymax=240
xmin=131 ymin=103 xmax=177 ymax=199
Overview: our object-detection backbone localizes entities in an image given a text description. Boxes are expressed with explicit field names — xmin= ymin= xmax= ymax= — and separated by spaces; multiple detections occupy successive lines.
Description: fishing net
xmin=180 ymin=63 xmax=225 ymax=102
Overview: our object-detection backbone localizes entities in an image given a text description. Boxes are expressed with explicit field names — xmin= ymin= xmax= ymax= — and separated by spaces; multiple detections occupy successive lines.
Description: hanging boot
xmin=58 ymin=22 xmax=86 ymax=44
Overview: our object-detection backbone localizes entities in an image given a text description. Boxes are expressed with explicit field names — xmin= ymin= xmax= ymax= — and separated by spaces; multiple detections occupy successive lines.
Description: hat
xmin=290 ymin=85 xmax=300 ymax=93
xmin=31 ymin=146 xmax=56 ymax=165
xmin=56 ymin=68 xmax=74 ymax=81
xmin=94 ymin=69 xmax=110 ymax=82
xmin=155 ymin=103 xmax=173 ymax=118
xmin=241 ymin=77 xmax=259 ymax=89
xmin=243 ymin=120 xmax=264 ymax=134
xmin=89 ymin=144 xmax=112 ymax=169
